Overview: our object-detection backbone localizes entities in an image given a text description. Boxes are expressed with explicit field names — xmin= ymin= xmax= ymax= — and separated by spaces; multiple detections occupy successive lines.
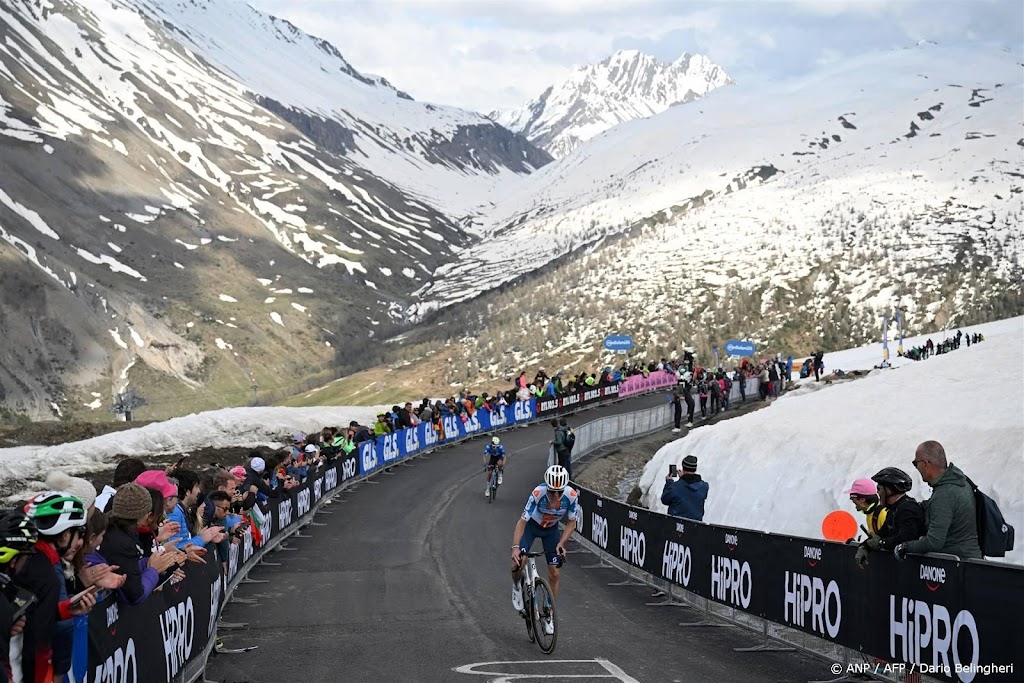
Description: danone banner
xmin=574 ymin=486 xmax=1023 ymax=682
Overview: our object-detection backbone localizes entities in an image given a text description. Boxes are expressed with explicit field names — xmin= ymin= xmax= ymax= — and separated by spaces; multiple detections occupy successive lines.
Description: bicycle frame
xmin=486 ymin=465 xmax=499 ymax=502
xmin=517 ymin=551 xmax=557 ymax=653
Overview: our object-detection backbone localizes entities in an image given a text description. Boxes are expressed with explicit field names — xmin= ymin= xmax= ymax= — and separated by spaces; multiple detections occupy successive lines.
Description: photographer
xmin=661 ymin=455 xmax=710 ymax=522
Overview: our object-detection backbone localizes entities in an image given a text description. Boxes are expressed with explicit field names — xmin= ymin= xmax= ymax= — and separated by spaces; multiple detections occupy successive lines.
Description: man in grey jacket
xmin=895 ymin=440 xmax=982 ymax=561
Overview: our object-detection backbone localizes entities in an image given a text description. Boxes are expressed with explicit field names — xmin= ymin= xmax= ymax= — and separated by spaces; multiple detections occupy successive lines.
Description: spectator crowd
xmin=0 ymin=330 xmax=994 ymax=682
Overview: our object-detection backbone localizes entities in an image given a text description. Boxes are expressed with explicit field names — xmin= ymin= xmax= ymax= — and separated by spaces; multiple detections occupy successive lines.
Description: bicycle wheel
xmin=531 ymin=576 xmax=557 ymax=654
xmin=488 ymin=472 xmax=495 ymax=504
xmin=521 ymin=581 xmax=536 ymax=643
xmin=491 ymin=477 xmax=498 ymax=502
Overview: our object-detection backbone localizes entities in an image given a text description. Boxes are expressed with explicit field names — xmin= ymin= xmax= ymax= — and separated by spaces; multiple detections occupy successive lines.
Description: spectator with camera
xmin=662 ymin=456 xmax=710 ymax=522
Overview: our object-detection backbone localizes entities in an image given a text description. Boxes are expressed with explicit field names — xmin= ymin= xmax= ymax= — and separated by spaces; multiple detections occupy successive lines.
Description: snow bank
xmin=0 ymin=405 xmax=390 ymax=486
xmin=640 ymin=316 xmax=1024 ymax=565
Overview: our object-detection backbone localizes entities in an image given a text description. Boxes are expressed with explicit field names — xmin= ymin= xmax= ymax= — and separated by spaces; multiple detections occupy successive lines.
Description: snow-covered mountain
xmin=493 ymin=49 xmax=733 ymax=158
xmin=0 ymin=0 xmax=548 ymax=419
xmin=411 ymin=43 xmax=1023 ymax=369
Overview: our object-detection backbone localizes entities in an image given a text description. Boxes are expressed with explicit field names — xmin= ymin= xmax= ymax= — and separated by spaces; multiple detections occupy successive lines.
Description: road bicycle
xmin=516 ymin=551 xmax=558 ymax=654
xmin=485 ymin=464 xmax=500 ymax=502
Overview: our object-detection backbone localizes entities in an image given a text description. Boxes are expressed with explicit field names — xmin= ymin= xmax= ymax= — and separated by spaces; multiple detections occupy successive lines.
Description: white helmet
xmin=544 ymin=465 xmax=568 ymax=491
xmin=24 ymin=491 xmax=87 ymax=536
xmin=492 ymin=436 xmax=500 ymax=445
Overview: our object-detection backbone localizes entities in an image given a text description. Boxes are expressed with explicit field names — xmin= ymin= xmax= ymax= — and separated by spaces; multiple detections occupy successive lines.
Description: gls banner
xmin=572 ymin=484 xmax=1023 ymax=682
xmin=358 ymin=401 xmax=539 ymax=476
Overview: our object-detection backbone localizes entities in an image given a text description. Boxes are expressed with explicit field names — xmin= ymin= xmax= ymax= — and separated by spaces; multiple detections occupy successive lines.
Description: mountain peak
xmin=494 ymin=49 xmax=732 ymax=158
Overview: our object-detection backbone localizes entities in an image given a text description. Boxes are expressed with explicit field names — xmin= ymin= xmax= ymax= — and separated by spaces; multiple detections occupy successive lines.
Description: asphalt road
xmin=207 ymin=394 xmax=827 ymax=683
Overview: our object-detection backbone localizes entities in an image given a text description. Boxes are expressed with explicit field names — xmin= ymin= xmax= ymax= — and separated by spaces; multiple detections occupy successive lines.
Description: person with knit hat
xmin=97 ymin=484 xmax=182 ymax=605
xmin=661 ymin=455 xmax=710 ymax=522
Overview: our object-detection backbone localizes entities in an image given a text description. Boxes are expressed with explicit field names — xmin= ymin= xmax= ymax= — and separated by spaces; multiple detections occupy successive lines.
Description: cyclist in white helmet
xmin=483 ymin=436 xmax=506 ymax=496
xmin=511 ymin=465 xmax=579 ymax=631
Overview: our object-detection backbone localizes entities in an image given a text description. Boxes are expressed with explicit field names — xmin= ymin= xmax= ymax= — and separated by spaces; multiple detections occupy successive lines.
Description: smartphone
xmin=69 ymin=585 xmax=97 ymax=608
xmin=10 ymin=587 xmax=37 ymax=622
xmin=669 ymin=464 xmax=678 ymax=476
xmin=155 ymin=572 xmax=178 ymax=592
xmin=173 ymin=454 xmax=189 ymax=468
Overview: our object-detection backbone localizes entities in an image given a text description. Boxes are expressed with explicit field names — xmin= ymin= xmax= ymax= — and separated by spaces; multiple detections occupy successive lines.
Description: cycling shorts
xmin=487 ymin=454 xmax=504 ymax=468
xmin=518 ymin=519 xmax=562 ymax=567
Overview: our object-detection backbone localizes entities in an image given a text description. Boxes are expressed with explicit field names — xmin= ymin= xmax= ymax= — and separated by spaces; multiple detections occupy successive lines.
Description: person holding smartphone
xmin=661 ymin=455 xmax=710 ymax=522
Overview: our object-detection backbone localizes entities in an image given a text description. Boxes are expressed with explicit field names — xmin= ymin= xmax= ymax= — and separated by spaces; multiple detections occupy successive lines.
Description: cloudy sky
xmin=247 ymin=0 xmax=1023 ymax=114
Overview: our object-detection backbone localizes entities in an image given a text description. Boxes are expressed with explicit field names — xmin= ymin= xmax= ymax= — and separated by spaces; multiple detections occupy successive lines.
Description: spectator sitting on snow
xmin=895 ymin=441 xmax=982 ymax=561
xmin=661 ymin=455 xmax=710 ymax=522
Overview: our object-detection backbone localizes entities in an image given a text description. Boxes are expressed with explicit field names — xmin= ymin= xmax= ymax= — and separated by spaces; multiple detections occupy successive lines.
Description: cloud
xmin=248 ymin=0 xmax=1023 ymax=114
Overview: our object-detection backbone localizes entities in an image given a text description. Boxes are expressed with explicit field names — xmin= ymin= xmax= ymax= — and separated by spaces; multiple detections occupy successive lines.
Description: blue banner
xmin=603 ymin=334 xmax=634 ymax=351
xmin=725 ymin=339 xmax=756 ymax=357
xmin=357 ymin=400 xmax=539 ymax=476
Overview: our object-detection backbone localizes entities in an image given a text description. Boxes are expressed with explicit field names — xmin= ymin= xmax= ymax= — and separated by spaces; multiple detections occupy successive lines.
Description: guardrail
xmin=562 ymin=406 xmax=1023 ymax=683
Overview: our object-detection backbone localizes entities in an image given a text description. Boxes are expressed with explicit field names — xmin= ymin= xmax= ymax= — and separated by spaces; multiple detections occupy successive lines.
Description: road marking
xmin=453 ymin=659 xmax=641 ymax=683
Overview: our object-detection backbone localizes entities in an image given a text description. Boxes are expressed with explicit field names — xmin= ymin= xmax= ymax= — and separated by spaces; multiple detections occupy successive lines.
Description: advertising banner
xmin=603 ymin=335 xmax=634 ymax=351
xmin=573 ymin=485 xmax=1023 ymax=682
xmin=87 ymin=557 xmax=220 ymax=683
xmin=619 ymin=371 xmax=677 ymax=398
xmin=725 ymin=339 xmax=756 ymax=357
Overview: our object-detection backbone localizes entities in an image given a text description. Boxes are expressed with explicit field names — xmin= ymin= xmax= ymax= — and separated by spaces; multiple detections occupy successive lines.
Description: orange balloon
xmin=822 ymin=510 xmax=858 ymax=542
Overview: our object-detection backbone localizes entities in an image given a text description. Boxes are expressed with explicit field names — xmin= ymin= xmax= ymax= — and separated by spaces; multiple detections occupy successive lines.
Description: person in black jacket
xmin=98 ymin=484 xmax=182 ymax=604
xmin=855 ymin=468 xmax=925 ymax=568
xmin=670 ymin=390 xmax=683 ymax=433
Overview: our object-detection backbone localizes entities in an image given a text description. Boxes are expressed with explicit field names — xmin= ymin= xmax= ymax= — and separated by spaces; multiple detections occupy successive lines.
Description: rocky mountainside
xmin=0 ymin=0 xmax=548 ymax=420
xmin=493 ymin=49 xmax=732 ymax=158
xmin=407 ymin=43 xmax=1022 ymax=380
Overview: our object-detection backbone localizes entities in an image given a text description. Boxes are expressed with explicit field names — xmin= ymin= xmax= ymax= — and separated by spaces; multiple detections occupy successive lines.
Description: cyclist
xmin=483 ymin=436 xmax=506 ymax=497
xmin=511 ymin=465 xmax=579 ymax=634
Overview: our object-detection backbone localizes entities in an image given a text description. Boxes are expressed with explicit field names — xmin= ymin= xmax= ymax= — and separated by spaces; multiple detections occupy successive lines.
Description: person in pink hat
xmin=843 ymin=477 xmax=887 ymax=541
xmin=135 ymin=470 xmax=177 ymax=500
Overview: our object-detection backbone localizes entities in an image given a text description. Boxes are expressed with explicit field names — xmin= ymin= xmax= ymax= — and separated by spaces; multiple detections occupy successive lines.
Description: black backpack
xmin=966 ymin=476 xmax=1015 ymax=557
xmin=563 ymin=428 xmax=576 ymax=451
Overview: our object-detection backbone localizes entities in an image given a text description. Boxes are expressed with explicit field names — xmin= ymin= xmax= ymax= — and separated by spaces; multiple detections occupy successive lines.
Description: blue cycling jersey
xmin=484 ymin=444 xmax=505 ymax=458
xmin=521 ymin=484 xmax=580 ymax=528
